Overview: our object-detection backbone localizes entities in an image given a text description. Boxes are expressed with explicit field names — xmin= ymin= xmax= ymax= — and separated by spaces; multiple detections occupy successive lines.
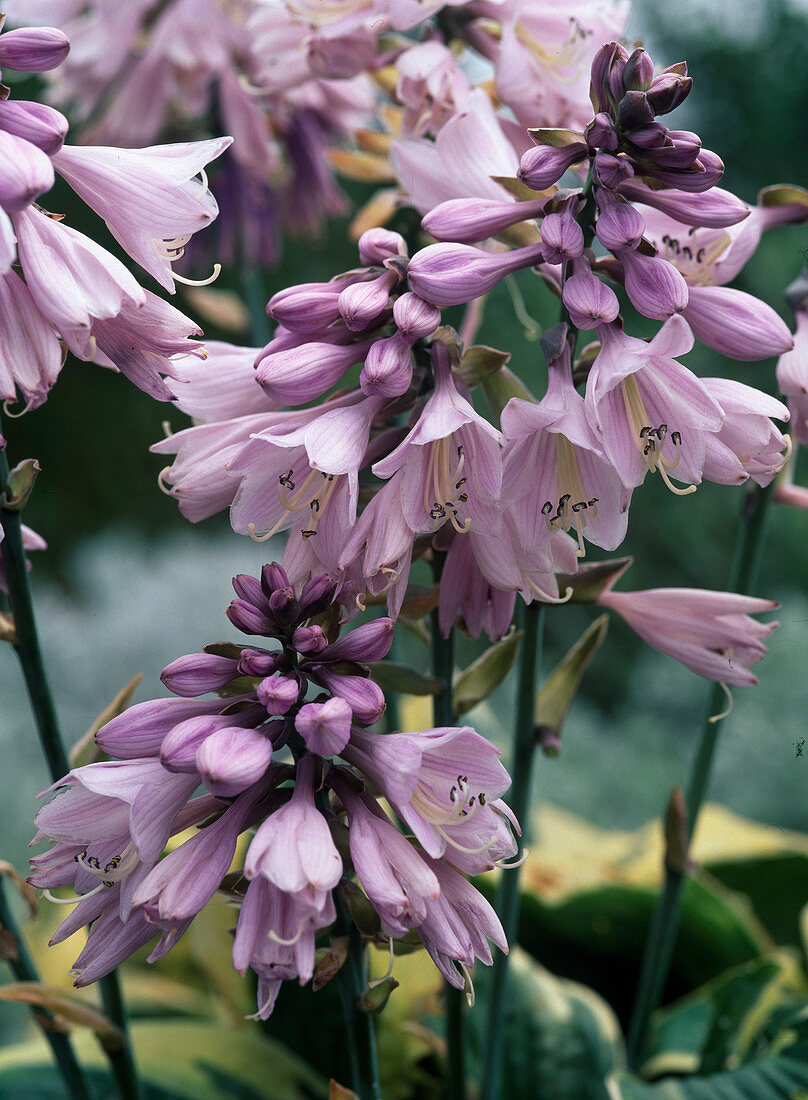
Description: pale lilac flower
xmin=586 ymin=315 xmax=724 ymax=492
xmin=0 ymin=270 xmax=63 ymax=408
xmin=700 ymin=379 xmax=789 ymax=487
xmin=598 ymin=586 xmax=778 ymax=687
xmin=777 ymin=300 xmax=808 ymax=447
xmin=0 ymin=521 xmax=46 ymax=595
xmin=438 ymin=533 xmax=516 ymax=641
xmin=373 ymin=342 xmax=503 ymax=537
xmin=52 ymin=139 xmax=232 ymax=291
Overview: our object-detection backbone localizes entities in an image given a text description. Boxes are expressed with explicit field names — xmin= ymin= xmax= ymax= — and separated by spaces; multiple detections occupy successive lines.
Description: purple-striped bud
xmin=233 ymin=572 xmax=266 ymax=605
xmin=616 ymin=181 xmax=749 ymax=229
xmin=562 ymin=271 xmax=620 ymax=330
xmin=620 ymin=250 xmax=689 ymax=320
xmin=257 ymin=673 xmax=300 ymax=715
xmin=261 ymin=562 xmax=290 ymax=595
xmin=590 ymin=42 xmax=629 ymax=112
xmin=623 ymin=48 xmax=654 ymax=92
xmin=360 ymin=333 xmax=413 ymax=398
xmin=299 ymin=573 xmax=337 ymax=617
xmin=268 ymin=282 xmax=345 ymax=334
xmin=596 ymin=202 xmax=645 ymax=251
xmin=0 ymin=27 xmax=69 ymax=72
xmin=0 ymin=131 xmax=54 ymax=212
xmin=518 ymin=142 xmax=588 ymax=191
xmin=585 ymin=113 xmax=618 ymax=151
xmin=683 ymin=286 xmax=794 ymax=361
xmin=96 ymin=697 xmax=229 ymax=759
xmin=593 ymin=152 xmax=634 ymax=189
xmin=643 ymin=149 xmax=723 ymax=193
xmin=617 ymin=90 xmax=654 ymax=131
xmin=540 ymin=212 xmax=584 ymax=264
xmin=338 ymin=269 xmax=397 ymax=331
xmin=295 ymin=698 xmax=352 ymax=756
xmin=160 ymin=713 xmax=243 ymax=772
xmin=196 ymin=727 xmax=273 ymax=797
xmin=292 ymin=625 xmax=328 ymax=655
xmin=226 ymin=598 xmax=278 ymax=636
xmin=0 ymin=101 xmax=68 ymax=156
xmin=358 ymin=228 xmax=407 ymax=265
xmin=325 ymin=618 xmax=395 ymax=663
xmin=392 ymin=292 xmax=441 ymax=340
xmin=239 ymin=648 xmax=284 ymax=677
xmin=313 ymin=667 xmax=385 ymax=725
xmin=627 ymin=123 xmax=670 ymax=150
xmin=649 ymin=130 xmax=702 ymax=170
xmin=646 ymin=68 xmax=692 ymax=115
xmin=422 ymin=196 xmax=546 ymax=244
xmin=407 ymin=242 xmax=544 ymax=308
xmin=161 ymin=653 xmax=239 ymax=697
xmin=268 ymin=585 xmax=300 ymax=626
xmin=255 ymin=339 xmax=374 ymax=405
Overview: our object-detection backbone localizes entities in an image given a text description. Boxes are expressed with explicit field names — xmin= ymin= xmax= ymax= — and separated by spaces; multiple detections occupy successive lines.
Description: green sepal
xmin=452 ymin=628 xmax=522 ymax=718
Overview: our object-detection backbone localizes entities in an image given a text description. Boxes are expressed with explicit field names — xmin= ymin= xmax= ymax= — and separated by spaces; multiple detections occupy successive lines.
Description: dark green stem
xmin=0 ymin=879 xmax=92 ymax=1100
xmin=430 ymin=552 xmax=466 ymax=1100
xmin=480 ymin=600 xmax=544 ymax=1100
xmin=334 ymin=906 xmax=382 ymax=1100
xmin=241 ymin=265 xmax=271 ymax=346
xmin=626 ymin=481 xmax=775 ymax=1068
xmin=1 ymin=432 xmax=142 ymax=1100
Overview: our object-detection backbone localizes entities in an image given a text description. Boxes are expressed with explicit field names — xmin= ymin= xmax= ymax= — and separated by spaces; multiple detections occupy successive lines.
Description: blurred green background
xmin=2 ymin=0 xmax=808 ymax=875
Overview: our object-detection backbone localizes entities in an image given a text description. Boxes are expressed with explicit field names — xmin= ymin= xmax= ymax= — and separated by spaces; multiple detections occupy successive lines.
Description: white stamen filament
xmin=661 ymin=229 xmax=730 ymax=286
xmin=43 ymin=883 xmax=106 ymax=905
xmin=248 ymin=467 xmax=341 ymax=542
xmin=423 ymin=437 xmax=471 ymax=532
xmin=459 ymin=961 xmax=476 ymax=1008
xmin=494 ymin=847 xmax=529 ymax=869
xmin=157 ymin=466 xmax=175 ymax=495
xmin=173 ymin=263 xmax=222 ymax=288
xmin=543 ymin=434 xmax=599 ymax=557
xmin=708 ymin=681 xmax=734 ymax=724
xmin=620 ymin=376 xmax=696 ymax=496
xmin=267 ymin=920 xmax=307 ymax=947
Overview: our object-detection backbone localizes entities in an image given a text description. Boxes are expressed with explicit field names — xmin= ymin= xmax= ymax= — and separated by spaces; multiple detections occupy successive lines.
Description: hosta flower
xmin=598 ymin=586 xmax=778 ymax=686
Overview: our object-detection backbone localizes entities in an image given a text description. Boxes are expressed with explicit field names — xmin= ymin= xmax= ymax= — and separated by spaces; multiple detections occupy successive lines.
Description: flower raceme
xmin=0 ymin=17 xmax=230 ymax=410
xmin=31 ymin=563 xmax=518 ymax=1015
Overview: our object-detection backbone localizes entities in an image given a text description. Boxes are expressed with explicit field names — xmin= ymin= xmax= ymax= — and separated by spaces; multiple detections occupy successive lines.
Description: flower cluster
xmin=29 ymin=564 xmax=516 ymax=1014
xmin=0 ymin=16 xmax=231 ymax=410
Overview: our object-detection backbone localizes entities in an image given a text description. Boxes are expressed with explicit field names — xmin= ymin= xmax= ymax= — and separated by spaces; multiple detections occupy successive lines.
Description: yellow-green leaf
xmin=452 ymin=629 xmax=522 ymax=717
xmin=535 ymin=615 xmax=608 ymax=736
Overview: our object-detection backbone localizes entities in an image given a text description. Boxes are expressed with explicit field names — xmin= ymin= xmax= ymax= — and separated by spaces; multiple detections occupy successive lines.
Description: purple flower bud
xmin=233 ymin=572 xmax=267 ymax=606
xmin=96 ymin=697 xmax=229 ymax=758
xmin=617 ymin=91 xmax=654 ymax=131
xmin=585 ymin=113 xmax=618 ymax=151
xmin=325 ymin=618 xmax=395 ymax=663
xmin=295 ymin=698 xmax=352 ymax=756
xmin=422 ymin=196 xmax=547 ymax=245
xmin=257 ymin=673 xmax=300 ymax=715
xmin=627 ymin=123 xmax=671 ymax=150
xmin=540 ymin=212 xmax=584 ymax=264
xmin=683 ymin=285 xmax=794 ymax=361
xmin=0 ymin=101 xmax=68 ymax=156
xmin=646 ymin=68 xmax=692 ymax=115
xmin=268 ymin=282 xmax=344 ymax=334
xmin=596 ymin=203 xmax=645 ymax=251
xmin=590 ymin=42 xmax=629 ymax=112
xmin=620 ymin=250 xmax=689 ymax=320
xmin=358 ymin=228 xmax=407 ymax=265
xmin=392 ymin=292 xmax=441 ymax=340
xmin=0 ymin=27 xmax=70 ymax=72
xmin=0 ymin=130 xmax=54 ymax=212
xmin=360 ymin=333 xmax=413 ymax=398
xmin=518 ymin=142 xmax=588 ymax=191
xmin=255 ymin=339 xmax=374 ymax=405
xmin=299 ymin=573 xmax=337 ymax=617
xmin=226 ymin=599 xmax=278 ymax=636
xmin=593 ymin=152 xmax=634 ymax=189
xmin=196 ymin=727 xmax=273 ymax=797
xmin=623 ymin=48 xmax=655 ymax=92
xmin=266 ymin=585 xmax=299 ymax=628
xmin=643 ymin=149 xmax=723 ymax=193
xmin=262 ymin=563 xmax=290 ymax=596
xmin=407 ymin=242 xmax=545 ymax=308
xmin=312 ymin=667 xmax=385 ymax=726
xmin=616 ymin=180 xmax=749 ymax=229
xmin=160 ymin=713 xmax=244 ymax=771
xmin=292 ymin=625 xmax=328 ymax=655
xmin=648 ymin=130 xmax=702 ymax=170
xmin=562 ymin=271 xmax=620 ymax=330
xmin=338 ymin=270 xmax=397 ymax=331
xmin=239 ymin=648 xmax=284 ymax=676
xmin=161 ymin=653 xmax=239 ymax=697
